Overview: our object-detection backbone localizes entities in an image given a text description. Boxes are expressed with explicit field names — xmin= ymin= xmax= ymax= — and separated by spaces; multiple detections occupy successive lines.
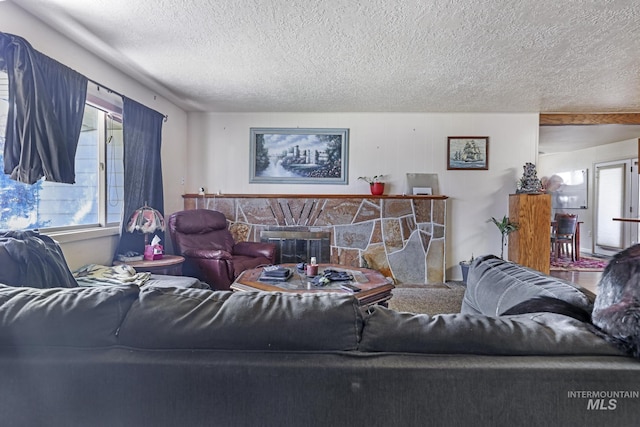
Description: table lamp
xmin=126 ymin=203 xmax=165 ymax=249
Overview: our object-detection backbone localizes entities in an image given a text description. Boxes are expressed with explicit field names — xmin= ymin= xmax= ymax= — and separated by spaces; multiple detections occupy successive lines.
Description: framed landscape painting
xmin=250 ymin=128 xmax=349 ymax=184
xmin=447 ymin=136 xmax=489 ymax=170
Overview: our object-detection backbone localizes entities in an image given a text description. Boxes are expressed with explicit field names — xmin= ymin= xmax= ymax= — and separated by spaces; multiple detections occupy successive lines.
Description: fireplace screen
xmin=260 ymin=231 xmax=331 ymax=264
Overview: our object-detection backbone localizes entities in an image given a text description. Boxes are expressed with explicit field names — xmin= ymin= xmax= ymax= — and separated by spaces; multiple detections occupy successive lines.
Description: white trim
xmin=46 ymin=226 xmax=120 ymax=244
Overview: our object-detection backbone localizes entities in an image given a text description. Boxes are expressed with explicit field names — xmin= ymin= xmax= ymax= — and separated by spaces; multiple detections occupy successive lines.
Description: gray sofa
xmin=1 ymin=254 xmax=639 ymax=427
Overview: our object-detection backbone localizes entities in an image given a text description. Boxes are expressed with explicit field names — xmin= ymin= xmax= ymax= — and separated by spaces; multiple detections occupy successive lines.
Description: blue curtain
xmin=0 ymin=32 xmax=87 ymax=184
xmin=115 ymin=97 xmax=165 ymax=258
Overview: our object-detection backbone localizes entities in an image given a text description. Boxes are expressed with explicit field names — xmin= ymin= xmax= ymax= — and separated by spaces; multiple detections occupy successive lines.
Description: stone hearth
xmin=183 ymin=194 xmax=447 ymax=284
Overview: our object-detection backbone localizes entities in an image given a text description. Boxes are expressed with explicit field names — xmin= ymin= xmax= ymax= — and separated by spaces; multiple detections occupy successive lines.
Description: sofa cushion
xmin=461 ymin=255 xmax=591 ymax=316
xmin=144 ymin=274 xmax=209 ymax=289
xmin=360 ymin=307 xmax=624 ymax=356
xmin=0 ymin=246 xmax=20 ymax=286
xmin=0 ymin=230 xmax=78 ymax=288
xmin=0 ymin=284 xmax=139 ymax=347
xmin=118 ymin=287 xmax=363 ymax=351
xmin=592 ymin=244 xmax=640 ymax=359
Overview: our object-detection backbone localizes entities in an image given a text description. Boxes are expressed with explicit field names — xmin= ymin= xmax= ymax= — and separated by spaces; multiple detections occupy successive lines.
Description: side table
xmin=113 ymin=254 xmax=185 ymax=276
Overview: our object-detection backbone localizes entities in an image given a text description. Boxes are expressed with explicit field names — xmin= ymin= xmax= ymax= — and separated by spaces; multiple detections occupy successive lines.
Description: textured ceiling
xmin=11 ymin=0 xmax=640 ymax=114
xmin=8 ymin=0 xmax=640 ymax=152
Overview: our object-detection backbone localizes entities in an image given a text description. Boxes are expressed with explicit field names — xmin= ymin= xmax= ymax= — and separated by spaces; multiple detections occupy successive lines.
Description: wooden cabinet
xmin=508 ymin=193 xmax=551 ymax=274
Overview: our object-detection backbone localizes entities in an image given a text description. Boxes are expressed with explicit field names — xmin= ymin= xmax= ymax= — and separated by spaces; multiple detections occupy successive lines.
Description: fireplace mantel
xmin=182 ymin=194 xmax=447 ymax=284
xmin=183 ymin=193 xmax=447 ymax=200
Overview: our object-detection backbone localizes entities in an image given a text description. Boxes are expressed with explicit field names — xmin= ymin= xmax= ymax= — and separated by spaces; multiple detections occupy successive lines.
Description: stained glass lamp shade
xmin=126 ymin=204 xmax=165 ymax=246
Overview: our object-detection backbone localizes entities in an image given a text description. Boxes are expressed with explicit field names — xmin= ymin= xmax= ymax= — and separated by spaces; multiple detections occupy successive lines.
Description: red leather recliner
xmin=168 ymin=209 xmax=276 ymax=290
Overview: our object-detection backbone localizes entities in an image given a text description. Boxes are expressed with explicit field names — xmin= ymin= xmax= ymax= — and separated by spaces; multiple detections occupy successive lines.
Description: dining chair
xmin=550 ymin=213 xmax=579 ymax=261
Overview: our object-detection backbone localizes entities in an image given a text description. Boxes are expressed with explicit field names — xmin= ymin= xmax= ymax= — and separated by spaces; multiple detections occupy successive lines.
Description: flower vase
xmin=370 ymin=182 xmax=385 ymax=195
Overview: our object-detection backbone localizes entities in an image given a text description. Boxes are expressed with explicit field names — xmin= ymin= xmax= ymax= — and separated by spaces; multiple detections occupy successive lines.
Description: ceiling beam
xmin=540 ymin=113 xmax=640 ymax=126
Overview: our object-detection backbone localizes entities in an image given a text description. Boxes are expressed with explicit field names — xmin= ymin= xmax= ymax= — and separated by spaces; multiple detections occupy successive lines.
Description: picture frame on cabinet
xmin=249 ymin=127 xmax=349 ymax=184
xmin=412 ymin=187 xmax=432 ymax=195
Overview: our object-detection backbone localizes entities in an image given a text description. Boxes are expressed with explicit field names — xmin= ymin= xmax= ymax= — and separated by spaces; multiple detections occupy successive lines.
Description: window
xmin=0 ymin=72 xmax=124 ymax=231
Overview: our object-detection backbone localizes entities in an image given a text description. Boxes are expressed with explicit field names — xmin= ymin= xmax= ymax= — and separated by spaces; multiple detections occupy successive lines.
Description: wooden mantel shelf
xmin=183 ymin=193 xmax=448 ymax=200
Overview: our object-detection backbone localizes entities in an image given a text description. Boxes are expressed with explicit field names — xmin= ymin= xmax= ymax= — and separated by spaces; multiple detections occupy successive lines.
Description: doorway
xmin=540 ymin=114 xmax=640 ymax=257
xmin=594 ymin=158 xmax=639 ymax=256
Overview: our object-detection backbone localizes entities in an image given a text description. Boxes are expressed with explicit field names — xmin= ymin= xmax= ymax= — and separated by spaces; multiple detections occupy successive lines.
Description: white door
xmin=594 ymin=159 xmax=639 ymax=256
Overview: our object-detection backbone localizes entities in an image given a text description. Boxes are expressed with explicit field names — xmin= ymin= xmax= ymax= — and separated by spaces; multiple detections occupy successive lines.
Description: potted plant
xmin=358 ymin=175 xmax=386 ymax=195
xmin=490 ymin=215 xmax=519 ymax=259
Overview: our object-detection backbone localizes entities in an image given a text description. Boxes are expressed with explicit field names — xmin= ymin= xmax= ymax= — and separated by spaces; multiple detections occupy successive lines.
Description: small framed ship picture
xmin=447 ymin=136 xmax=489 ymax=170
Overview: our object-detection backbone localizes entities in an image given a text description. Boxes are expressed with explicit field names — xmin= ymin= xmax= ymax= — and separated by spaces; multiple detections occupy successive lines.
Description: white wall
xmin=0 ymin=2 xmax=188 ymax=270
xmin=188 ymin=112 xmax=539 ymax=279
xmin=538 ymin=138 xmax=637 ymax=254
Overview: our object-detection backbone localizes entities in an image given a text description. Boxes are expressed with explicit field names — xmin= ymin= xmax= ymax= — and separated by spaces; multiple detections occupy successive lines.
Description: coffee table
xmin=231 ymin=264 xmax=394 ymax=307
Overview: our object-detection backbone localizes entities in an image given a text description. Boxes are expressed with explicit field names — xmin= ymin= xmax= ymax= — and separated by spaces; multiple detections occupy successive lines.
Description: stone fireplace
xmin=182 ymin=194 xmax=447 ymax=284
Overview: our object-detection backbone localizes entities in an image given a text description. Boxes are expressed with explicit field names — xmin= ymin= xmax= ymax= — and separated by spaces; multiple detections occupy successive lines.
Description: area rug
xmin=550 ymin=255 xmax=610 ymax=272
xmin=388 ymin=282 xmax=466 ymax=315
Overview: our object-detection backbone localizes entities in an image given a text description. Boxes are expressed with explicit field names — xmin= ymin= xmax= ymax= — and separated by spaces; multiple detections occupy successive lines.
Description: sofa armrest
xmin=233 ymin=241 xmax=276 ymax=263
xmin=183 ymin=248 xmax=233 ymax=260
xmin=461 ymin=254 xmax=591 ymax=316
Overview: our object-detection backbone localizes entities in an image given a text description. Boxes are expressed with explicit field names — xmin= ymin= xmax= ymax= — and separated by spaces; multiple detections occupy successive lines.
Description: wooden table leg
xmin=575 ymin=222 xmax=581 ymax=260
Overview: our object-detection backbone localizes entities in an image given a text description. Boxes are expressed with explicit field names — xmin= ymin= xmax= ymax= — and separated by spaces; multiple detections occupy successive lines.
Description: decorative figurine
xmin=516 ymin=162 xmax=543 ymax=193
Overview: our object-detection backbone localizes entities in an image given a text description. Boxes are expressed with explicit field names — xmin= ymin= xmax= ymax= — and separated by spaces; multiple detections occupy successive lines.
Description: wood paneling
xmin=508 ymin=193 xmax=551 ymax=274
xmin=540 ymin=113 xmax=640 ymax=126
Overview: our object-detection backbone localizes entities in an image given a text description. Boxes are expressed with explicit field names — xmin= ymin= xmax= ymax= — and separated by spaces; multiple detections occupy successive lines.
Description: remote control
xmin=340 ymin=283 xmax=361 ymax=292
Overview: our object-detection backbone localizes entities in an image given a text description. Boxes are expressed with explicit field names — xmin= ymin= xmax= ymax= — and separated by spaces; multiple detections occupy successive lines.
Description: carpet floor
xmin=387 ymin=282 xmax=466 ymax=315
